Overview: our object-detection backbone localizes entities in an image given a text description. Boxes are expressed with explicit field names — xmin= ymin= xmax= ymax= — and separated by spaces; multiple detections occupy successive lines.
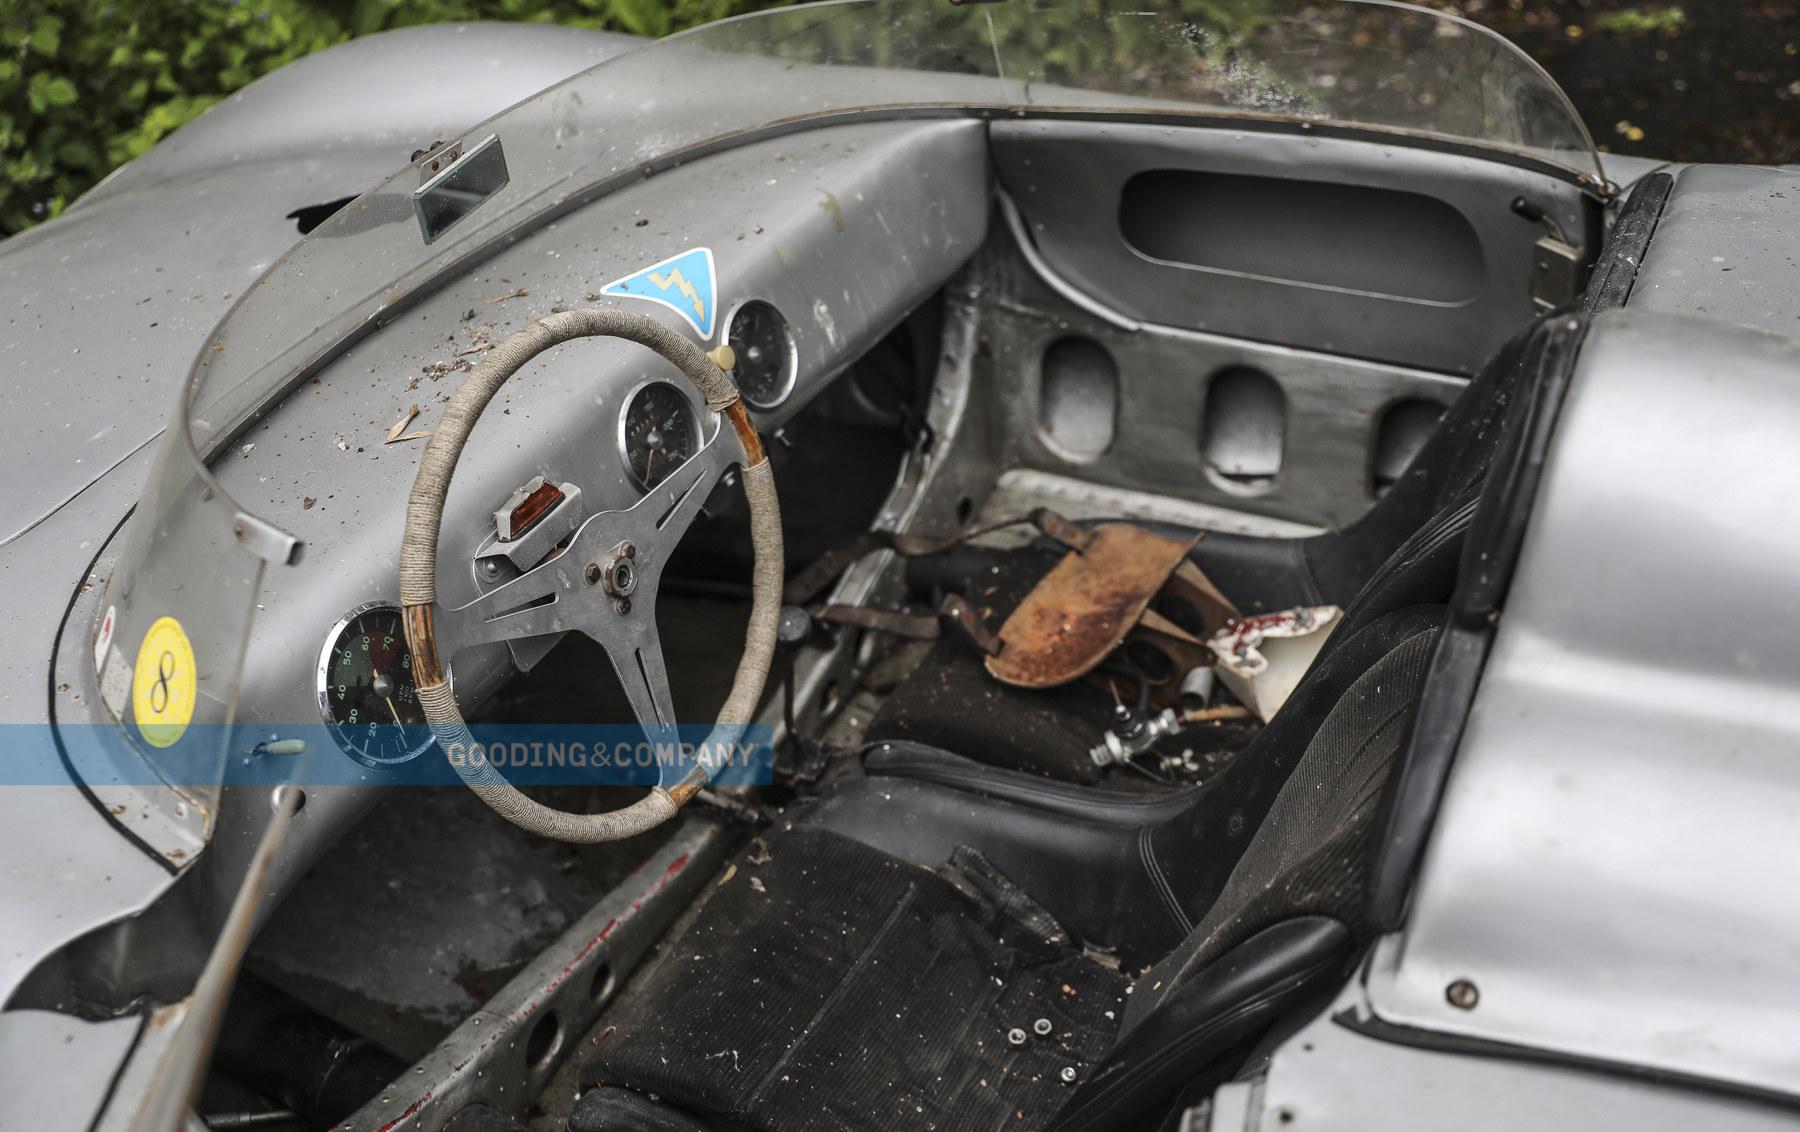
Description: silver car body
xmin=1 ymin=4 xmax=1798 ymax=1129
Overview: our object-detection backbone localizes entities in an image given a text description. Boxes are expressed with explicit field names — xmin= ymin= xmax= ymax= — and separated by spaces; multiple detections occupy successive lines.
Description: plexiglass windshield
xmin=92 ymin=0 xmax=1598 ymax=804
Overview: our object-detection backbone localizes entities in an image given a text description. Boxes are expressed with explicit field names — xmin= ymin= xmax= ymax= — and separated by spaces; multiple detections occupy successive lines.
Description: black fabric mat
xmin=582 ymin=826 xmax=1127 ymax=1132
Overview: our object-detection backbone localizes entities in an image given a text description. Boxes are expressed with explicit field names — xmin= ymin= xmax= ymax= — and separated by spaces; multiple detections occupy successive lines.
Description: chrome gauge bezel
xmin=617 ymin=378 xmax=702 ymax=492
xmin=723 ymin=297 xmax=799 ymax=410
xmin=317 ymin=600 xmax=436 ymax=769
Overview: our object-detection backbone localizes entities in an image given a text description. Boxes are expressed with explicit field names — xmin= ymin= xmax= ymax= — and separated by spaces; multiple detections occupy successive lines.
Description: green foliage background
xmin=0 ymin=0 xmax=794 ymax=235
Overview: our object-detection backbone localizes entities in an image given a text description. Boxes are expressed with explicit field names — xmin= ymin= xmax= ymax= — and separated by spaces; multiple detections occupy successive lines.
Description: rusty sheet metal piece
xmin=987 ymin=523 xmax=1234 ymax=689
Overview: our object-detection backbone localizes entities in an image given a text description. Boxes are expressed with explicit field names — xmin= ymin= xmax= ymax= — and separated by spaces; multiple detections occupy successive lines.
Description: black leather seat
xmin=574 ymin=604 xmax=1439 ymax=1130
xmin=574 ymin=575 xmax=1451 ymax=1132
xmin=813 ymin=605 xmax=1444 ymax=966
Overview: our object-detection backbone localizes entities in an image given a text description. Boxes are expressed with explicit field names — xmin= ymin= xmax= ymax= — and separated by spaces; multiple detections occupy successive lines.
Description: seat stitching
xmin=1139 ymin=825 xmax=1193 ymax=934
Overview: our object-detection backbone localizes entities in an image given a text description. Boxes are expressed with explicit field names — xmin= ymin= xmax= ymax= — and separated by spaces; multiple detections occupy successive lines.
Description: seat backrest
xmin=1046 ymin=621 xmax=1441 ymax=1132
xmin=1132 ymin=623 xmax=1439 ymax=1025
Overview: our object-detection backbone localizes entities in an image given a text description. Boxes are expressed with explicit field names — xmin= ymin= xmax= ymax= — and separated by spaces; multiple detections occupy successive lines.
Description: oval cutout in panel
xmin=1120 ymin=170 xmax=1485 ymax=304
xmin=1201 ymin=367 xmax=1285 ymax=494
xmin=1371 ymin=397 xmax=1448 ymax=496
xmin=1038 ymin=336 xmax=1119 ymax=462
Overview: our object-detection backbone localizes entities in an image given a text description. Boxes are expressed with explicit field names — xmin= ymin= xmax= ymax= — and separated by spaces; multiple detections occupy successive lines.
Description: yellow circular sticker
xmin=132 ymin=616 xmax=197 ymax=749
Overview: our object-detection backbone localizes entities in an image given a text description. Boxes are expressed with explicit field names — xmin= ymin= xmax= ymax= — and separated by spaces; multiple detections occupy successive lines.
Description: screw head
xmin=1006 ymin=1027 xmax=1027 ymax=1047
xmin=1445 ymin=979 xmax=1480 ymax=1010
xmin=1032 ymin=1018 xmax=1053 ymax=1037
xmin=480 ymin=559 xmax=501 ymax=579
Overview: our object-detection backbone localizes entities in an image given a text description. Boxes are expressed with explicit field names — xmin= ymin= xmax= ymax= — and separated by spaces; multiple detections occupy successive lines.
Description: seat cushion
xmin=581 ymin=827 xmax=1127 ymax=1132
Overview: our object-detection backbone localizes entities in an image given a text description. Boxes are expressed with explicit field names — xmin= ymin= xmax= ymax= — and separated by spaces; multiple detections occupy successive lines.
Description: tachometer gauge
xmin=620 ymin=381 xmax=698 ymax=491
xmin=725 ymin=300 xmax=797 ymax=409
xmin=318 ymin=603 xmax=432 ymax=768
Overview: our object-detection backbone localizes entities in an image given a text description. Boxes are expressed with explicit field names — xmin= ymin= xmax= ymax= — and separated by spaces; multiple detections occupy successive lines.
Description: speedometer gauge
xmin=620 ymin=381 xmax=698 ymax=491
xmin=317 ymin=603 xmax=432 ymax=768
xmin=725 ymin=300 xmax=796 ymax=409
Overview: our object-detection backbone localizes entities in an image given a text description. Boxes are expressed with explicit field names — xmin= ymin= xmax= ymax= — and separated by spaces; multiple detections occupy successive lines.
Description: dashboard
xmin=133 ymin=117 xmax=995 ymax=890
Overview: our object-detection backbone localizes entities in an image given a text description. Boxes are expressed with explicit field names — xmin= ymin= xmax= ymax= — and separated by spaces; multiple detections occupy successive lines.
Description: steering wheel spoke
xmin=595 ymin=611 xmax=678 ymax=729
xmin=435 ymin=552 xmax=581 ymax=658
xmin=609 ymin=426 xmax=738 ymax=591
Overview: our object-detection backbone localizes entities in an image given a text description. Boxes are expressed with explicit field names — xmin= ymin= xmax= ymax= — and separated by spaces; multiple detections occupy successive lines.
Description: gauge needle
xmin=372 ymin=670 xmax=403 ymax=725
xmin=644 ymin=446 xmax=658 ymax=486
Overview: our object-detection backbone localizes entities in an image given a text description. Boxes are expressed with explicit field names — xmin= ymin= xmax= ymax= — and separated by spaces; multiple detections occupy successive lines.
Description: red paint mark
xmin=374 ymin=1090 xmax=433 ymax=1132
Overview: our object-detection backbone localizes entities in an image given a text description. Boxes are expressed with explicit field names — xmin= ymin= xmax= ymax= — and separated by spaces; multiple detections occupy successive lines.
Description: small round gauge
xmin=317 ymin=603 xmax=433 ymax=769
xmin=619 ymin=381 xmax=699 ymax=491
xmin=725 ymin=300 xmax=797 ymax=409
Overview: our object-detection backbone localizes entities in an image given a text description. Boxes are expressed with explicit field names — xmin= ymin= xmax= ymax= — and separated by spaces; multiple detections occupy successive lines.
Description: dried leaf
xmin=384 ymin=404 xmax=420 ymax=443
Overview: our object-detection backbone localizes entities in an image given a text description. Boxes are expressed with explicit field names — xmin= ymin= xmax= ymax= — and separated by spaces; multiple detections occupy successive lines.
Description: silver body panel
xmin=1364 ymin=311 xmax=1800 ymax=1098
xmin=1629 ymin=164 xmax=1800 ymax=338
xmin=1199 ymin=981 xmax=1798 ymax=1132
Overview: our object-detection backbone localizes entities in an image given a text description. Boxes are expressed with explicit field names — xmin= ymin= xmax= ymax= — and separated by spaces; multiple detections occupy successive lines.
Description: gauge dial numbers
xmin=317 ymin=603 xmax=433 ymax=768
xmin=619 ymin=381 xmax=699 ymax=492
xmin=725 ymin=300 xmax=797 ymax=410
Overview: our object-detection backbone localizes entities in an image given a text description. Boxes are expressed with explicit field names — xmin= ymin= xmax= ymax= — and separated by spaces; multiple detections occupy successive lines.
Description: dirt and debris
xmin=421 ymin=358 xmax=471 ymax=381
xmin=485 ymin=287 xmax=529 ymax=304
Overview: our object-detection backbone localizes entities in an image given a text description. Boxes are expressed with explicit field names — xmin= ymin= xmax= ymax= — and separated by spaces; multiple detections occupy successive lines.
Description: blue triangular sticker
xmin=599 ymin=247 xmax=717 ymax=339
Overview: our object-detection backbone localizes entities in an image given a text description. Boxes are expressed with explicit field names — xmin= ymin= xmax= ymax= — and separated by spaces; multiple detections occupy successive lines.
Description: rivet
xmin=1032 ymin=1018 xmax=1053 ymax=1037
xmin=1006 ymin=1027 xmax=1027 ymax=1047
xmin=1446 ymin=979 xmax=1480 ymax=1010
xmin=1059 ymin=1067 xmax=1077 ymax=1085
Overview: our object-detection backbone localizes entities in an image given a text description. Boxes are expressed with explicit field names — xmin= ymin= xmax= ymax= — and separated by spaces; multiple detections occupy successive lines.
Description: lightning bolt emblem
xmin=648 ymin=268 xmax=705 ymax=323
xmin=599 ymin=247 xmax=718 ymax=338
